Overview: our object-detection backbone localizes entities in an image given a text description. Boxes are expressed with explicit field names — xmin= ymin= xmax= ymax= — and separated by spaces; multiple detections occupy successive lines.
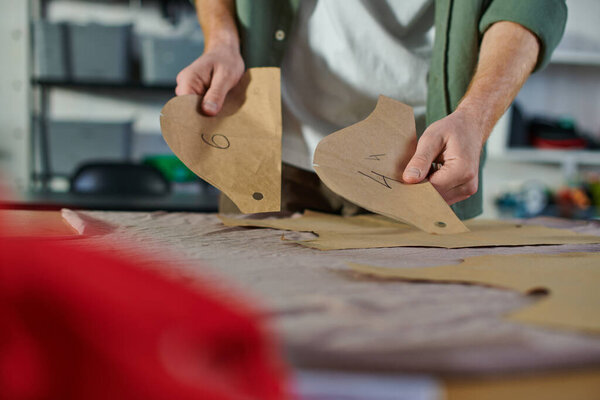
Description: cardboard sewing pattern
xmin=313 ymin=95 xmax=468 ymax=234
xmin=349 ymin=252 xmax=600 ymax=333
xmin=161 ymin=67 xmax=282 ymax=213
xmin=219 ymin=211 xmax=600 ymax=250
xmin=0 ymin=210 xmax=82 ymax=239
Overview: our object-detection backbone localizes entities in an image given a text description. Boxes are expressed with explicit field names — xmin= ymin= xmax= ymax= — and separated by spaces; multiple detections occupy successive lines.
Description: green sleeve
xmin=479 ymin=0 xmax=567 ymax=71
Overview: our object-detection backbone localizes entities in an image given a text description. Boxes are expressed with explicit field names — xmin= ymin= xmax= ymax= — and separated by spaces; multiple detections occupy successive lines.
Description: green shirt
xmin=233 ymin=0 xmax=567 ymax=219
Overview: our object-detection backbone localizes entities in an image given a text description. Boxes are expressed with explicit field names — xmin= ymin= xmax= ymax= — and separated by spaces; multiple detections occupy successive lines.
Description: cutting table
xmin=7 ymin=209 xmax=600 ymax=398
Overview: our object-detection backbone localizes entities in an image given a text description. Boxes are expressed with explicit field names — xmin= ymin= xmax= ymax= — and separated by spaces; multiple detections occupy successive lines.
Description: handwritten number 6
xmin=201 ymin=133 xmax=230 ymax=149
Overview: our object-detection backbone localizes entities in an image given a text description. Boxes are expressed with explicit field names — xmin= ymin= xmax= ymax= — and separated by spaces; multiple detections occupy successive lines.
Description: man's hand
xmin=402 ymin=21 xmax=540 ymax=204
xmin=402 ymin=109 xmax=484 ymax=205
xmin=175 ymin=0 xmax=242 ymax=116
xmin=175 ymin=46 xmax=244 ymax=116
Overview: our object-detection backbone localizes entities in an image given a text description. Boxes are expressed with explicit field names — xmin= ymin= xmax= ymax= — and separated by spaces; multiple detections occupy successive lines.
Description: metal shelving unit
xmin=28 ymin=0 xmax=198 ymax=191
xmin=4 ymin=0 xmax=220 ymax=212
xmin=32 ymin=78 xmax=176 ymax=92
xmin=30 ymin=77 xmax=175 ymax=189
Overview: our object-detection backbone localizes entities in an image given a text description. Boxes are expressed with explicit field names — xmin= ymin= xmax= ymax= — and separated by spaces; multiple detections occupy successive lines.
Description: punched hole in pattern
xmin=527 ymin=287 xmax=550 ymax=297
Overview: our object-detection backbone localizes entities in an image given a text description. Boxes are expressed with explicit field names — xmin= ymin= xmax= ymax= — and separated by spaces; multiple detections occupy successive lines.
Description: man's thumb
xmin=201 ymin=88 xmax=225 ymax=116
xmin=402 ymin=144 xmax=436 ymax=184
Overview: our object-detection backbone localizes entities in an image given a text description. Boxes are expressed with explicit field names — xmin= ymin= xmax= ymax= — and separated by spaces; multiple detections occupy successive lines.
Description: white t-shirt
xmin=280 ymin=0 xmax=435 ymax=171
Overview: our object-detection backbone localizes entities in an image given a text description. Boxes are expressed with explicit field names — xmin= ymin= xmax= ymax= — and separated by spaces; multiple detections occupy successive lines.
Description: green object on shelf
xmin=143 ymin=155 xmax=197 ymax=183
xmin=557 ymin=117 xmax=576 ymax=131
xmin=590 ymin=182 xmax=600 ymax=207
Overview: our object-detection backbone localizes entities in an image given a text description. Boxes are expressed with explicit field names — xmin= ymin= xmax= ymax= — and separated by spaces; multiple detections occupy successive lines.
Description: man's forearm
xmin=195 ymin=0 xmax=239 ymax=51
xmin=456 ymin=21 xmax=540 ymax=144
xmin=402 ymin=21 xmax=541 ymax=204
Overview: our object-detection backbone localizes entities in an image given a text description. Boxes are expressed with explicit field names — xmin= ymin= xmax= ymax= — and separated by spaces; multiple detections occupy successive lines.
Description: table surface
xmin=61 ymin=210 xmax=600 ymax=377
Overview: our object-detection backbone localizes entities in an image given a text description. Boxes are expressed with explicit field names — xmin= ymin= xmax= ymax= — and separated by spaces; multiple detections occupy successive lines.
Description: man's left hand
xmin=402 ymin=109 xmax=484 ymax=205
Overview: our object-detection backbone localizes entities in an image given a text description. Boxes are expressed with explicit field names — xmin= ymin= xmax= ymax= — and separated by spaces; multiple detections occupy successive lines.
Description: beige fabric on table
xmin=66 ymin=210 xmax=600 ymax=375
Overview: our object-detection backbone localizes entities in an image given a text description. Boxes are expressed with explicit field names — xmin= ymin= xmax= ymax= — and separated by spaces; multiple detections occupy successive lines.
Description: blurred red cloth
xmin=0 ymin=226 xmax=288 ymax=400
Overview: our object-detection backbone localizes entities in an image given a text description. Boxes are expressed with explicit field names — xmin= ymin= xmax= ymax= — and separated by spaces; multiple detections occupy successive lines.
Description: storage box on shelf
xmin=46 ymin=120 xmax=133 ymax=176
xmin=32 ymin=20 xmax=68 ymax=81
xmin=32 ymin=21 xmax=134 ymax=84
xmin=140 ymin=36 xmax=203 ymax=85
xmin=68 ymin=23 xmax=133 ymax=83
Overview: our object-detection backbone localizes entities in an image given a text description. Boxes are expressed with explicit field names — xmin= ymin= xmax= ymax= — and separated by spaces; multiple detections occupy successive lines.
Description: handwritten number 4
xmin=357 ymin=170 xmax=402 ymax=189
xmin=365 ymin=154 xmax=385 ymax=161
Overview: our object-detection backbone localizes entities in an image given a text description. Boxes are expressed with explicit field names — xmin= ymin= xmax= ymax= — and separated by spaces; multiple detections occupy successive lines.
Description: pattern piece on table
xmin=348 ymin=252 xmax=600 ymax=333
xmin=161 ymin=67 xmax=282 ymax=213
xmin=314 ymin=95 xmax=467 ymax=234
xmin=0 ymin=210 xmax=81 ymax=239
xmin=219 ymin=211 xmax=600 ymax=250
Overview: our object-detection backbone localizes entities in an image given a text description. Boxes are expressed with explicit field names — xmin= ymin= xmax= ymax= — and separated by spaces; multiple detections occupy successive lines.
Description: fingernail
xmin=203 ymin=101 xmax=217 ymax=113
xmin=405 ymin=167 xmax=421 ymax=179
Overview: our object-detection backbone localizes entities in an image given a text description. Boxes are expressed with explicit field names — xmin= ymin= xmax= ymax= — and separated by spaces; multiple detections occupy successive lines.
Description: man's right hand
xmin=175 ymin=46 xmax=244 ymax=116
xmin=175 ymin=0 xmax=243 ymax=116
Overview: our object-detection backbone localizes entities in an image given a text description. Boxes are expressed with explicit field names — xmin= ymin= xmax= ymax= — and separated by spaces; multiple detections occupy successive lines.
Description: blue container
xmin=140 ymin=36 xmax=203 ymax=85
xmin=32 ymin=21 xmax=68 ymax=80
xmin=67 ymin=23 xmax=132 ymax=83
xmin=47 ymin=120 xmax=133 ymax=175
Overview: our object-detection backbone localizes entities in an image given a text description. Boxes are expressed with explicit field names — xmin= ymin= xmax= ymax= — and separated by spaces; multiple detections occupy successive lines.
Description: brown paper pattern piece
xmin=218 ymin=211 xmax=600 ymax=250
xmin=161 ymin=67 xmax=282 ymax=213
xmin=313 ymin=95 xmax=467 ymax=234
xmin=349 ymin=252 xmax=600 ymax=333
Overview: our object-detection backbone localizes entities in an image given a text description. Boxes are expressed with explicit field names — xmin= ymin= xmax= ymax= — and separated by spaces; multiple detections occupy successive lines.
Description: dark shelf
xmin=32 ymin=78 xmax=176 ymax=92
xmin=0 ymin=190 xmax=219 ymax=213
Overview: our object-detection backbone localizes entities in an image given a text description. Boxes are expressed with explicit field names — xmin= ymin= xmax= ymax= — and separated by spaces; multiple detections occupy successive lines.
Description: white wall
xmin=560 ymin=0 xmax=600 ymax=49
xmin=517 ymin=0 xmax=600 ymax=136
xmin=0 ymin=1 xmax=30 ymax=192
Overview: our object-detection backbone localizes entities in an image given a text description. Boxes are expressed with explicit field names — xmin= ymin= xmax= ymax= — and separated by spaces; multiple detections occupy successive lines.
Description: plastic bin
xmin=67 ymin=23 xmax=132 ymax=83
xmin=47 ymin=120 xmax=133 ymax=176
xmin=140 ymin=37 xmax=203 ymax=85
xmin=32 ymin=21 xmax=68 ymax=80
xmin=132 ymin=132 xmax=172 ymax=160
xmin=143 ymin=155 xmax=197 ymax=183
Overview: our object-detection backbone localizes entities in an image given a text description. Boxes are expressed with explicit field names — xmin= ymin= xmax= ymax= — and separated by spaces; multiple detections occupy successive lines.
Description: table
xmin=64 ymin=210 xmax=600 ymax=377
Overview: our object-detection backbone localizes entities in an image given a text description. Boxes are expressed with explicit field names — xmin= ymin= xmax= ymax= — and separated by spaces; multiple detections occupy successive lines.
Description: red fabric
xmin=532 ymin=137 xmax=587 ymax=149
xmin=0 ymin=232 xmax=288 ymax=400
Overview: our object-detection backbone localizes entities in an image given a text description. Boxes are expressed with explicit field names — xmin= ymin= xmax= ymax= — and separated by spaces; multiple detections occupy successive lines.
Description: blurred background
xmin=1 ymin=0 xmax=218 ymax=212
xmin=0 ymin=0 xmax=599 ymax=218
